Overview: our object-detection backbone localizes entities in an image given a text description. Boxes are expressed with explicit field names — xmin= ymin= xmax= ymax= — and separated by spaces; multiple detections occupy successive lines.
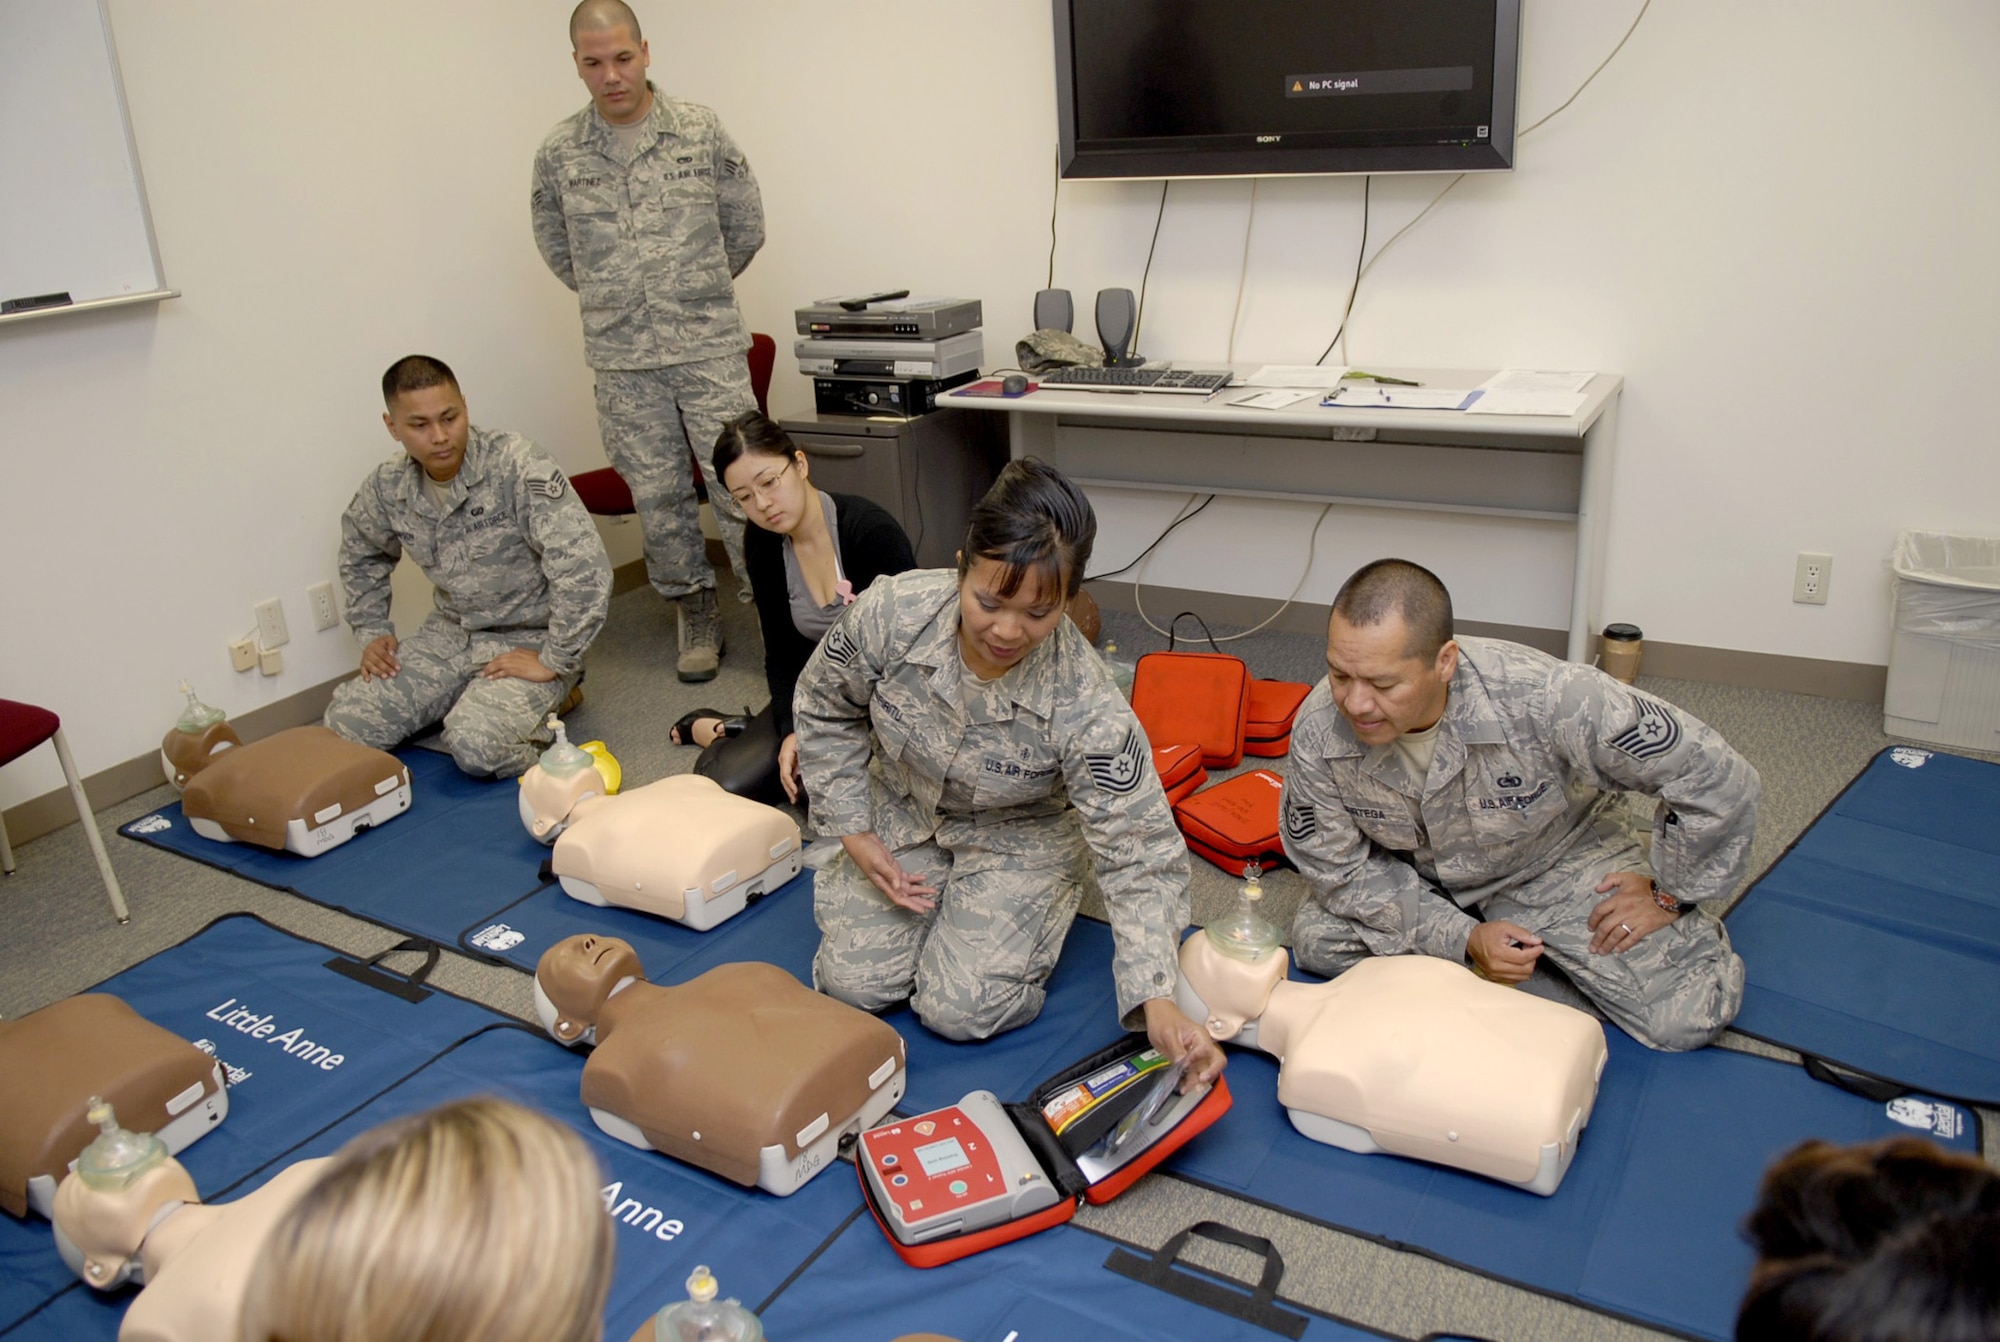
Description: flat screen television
xmin=1054 ymin=0 xmax=1521 ymax=180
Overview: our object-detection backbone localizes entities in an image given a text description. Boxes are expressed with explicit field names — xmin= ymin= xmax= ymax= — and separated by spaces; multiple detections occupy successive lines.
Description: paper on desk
xmin=1478 ymin=368 xmax=1595 ymax=394
xmin=1241 ymin=364 xmax=1349 ymax=388
xmin=1463 ymin=390 xmax=1587 ymax=417
xmin=1224 ymin=388 xmax=1321 ymax=410
xmin=1326 ymin=386 xmax=1478 ymax=410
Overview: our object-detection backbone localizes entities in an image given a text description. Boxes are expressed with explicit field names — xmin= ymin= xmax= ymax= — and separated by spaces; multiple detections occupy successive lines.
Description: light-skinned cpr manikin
xmin=535 ymin=933 xmax=905 ymax=1195
xmin=52 ymin=1099 xmax=331 ymax=1342
xmin=1175 ymin=868 xmax=1607 ymax=1195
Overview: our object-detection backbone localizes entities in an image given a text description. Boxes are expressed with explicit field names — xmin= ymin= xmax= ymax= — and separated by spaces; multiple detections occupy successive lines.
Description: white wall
xmin=4 ymin=0 xmax=1995 ymax=807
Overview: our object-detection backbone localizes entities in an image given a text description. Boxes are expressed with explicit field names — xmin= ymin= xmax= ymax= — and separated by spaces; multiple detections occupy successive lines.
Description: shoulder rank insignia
xmin=1084 ymin=729 xmax=1146 ymax=796
xmin=1609 ymin=698 xmax=1682 ymax=761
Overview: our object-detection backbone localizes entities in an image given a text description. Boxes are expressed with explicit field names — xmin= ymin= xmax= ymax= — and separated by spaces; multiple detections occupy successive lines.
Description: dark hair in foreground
xmin=570 ymin=0 xmax=642 ymax=45
xmin=1331 ymin=558 xmax=1454 ymax=661
xmin=959 ymin=458 xmax=1095 ymax=601
xmin=712 ymin=410 xmax=797 ymax=484
xmin=381 ymin=355 xmax=458 ymax=407
xmin=1735 ymin=1136 xmax=2000 ymax=1342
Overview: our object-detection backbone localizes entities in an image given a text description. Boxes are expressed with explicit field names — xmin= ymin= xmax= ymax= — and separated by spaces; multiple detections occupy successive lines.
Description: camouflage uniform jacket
xmin=338 ymin=427 xmax=613 ymax=678
xmin=531 ymin=87 xmax=764 ymax=371
xmin=796 ymin=570 xmax=1193 ymax=1022
xmin=1280 ymin=635 xmax=1761 ymax=964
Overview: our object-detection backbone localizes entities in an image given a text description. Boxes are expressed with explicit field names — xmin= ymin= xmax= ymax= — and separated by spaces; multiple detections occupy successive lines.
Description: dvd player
xmin=796 ymin=296 xmax=981 ymax=340
xmin=795 ymin=331 xmax=983 ymax=380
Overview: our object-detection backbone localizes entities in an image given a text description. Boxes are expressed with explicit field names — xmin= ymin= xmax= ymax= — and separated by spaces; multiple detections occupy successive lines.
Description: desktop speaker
xmin=1095 ymin=288 xmax=1140 ymax=367
xmin=1033 ymin=288 xmax=1073 ymax=333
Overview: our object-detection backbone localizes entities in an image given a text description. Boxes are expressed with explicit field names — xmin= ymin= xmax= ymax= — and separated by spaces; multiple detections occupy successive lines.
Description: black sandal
xmin=670 ymin=708 xmax=727 ymax=746
xmin=670 ymin=707 xmax=752 ymax=747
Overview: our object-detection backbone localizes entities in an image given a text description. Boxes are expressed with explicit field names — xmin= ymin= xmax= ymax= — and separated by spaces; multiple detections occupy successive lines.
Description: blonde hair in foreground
xmin=239 ymin=1096 xmax=611 ymax=1342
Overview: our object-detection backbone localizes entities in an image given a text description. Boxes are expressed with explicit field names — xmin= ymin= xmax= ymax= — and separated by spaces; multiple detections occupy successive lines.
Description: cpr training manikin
xmin=535 ymin=934 xmax=906 ymax=1195
xmin=1175 ymin=866 xmax=1608 ymax=1195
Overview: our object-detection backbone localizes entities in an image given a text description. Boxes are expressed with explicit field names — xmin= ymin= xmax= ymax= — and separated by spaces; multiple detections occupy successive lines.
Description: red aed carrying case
xmin=1244 ymin=679 xmax=1313 ymax=758
xmin=1152 ymin=743 xmax=1208 ymax=807
xmin=1174 ymin=768 xmax=1287 ymax=874
xmin=856 ymin=1035 xmax=1231 ymax=1269
xmin=1129 ymin=614 xmax=1251 ymax=770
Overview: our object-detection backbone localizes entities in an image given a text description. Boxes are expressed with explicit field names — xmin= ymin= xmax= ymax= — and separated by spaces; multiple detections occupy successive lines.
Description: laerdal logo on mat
xmin=129 ymin=814 xmax=172 ymax=834
xmin=1886 ymin=1096 xmax=1964 ymax=1139
xmin=1889 ymin=746 xmax=1933 ymax=769
xmin=468 ymin=923 xmax=526 ymax=951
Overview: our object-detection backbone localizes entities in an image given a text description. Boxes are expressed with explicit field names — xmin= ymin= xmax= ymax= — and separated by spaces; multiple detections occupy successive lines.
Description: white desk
xmin=946 ymin=368 xmax=1623 ymax=663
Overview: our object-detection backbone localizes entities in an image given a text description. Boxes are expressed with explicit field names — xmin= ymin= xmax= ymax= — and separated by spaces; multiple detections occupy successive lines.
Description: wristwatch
xmin=1650 ymin=879 xmax=1690 ymax=916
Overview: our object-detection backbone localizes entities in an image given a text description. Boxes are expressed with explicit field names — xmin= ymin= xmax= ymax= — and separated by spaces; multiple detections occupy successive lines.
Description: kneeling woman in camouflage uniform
xmin=794 ymin=460 xmax=1224 ymax=1083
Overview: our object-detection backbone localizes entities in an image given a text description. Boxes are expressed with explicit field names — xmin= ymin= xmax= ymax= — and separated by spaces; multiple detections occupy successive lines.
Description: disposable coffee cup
xmin=1600 ymin=623 xmax=1643 ymax=683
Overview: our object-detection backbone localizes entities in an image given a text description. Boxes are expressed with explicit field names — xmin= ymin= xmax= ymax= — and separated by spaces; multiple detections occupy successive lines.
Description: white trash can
xmin=1883 ymin=530 xmax=2000 ymax=750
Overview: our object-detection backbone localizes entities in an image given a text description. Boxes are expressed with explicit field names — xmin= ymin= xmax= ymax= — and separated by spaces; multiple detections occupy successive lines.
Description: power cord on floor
xmin=1130 ymin=502 xmax=1335 ymax=641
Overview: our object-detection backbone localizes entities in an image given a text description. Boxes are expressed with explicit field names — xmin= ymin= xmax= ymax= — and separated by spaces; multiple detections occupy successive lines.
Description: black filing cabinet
xmin=779 ymin=409 xmax=1006 ymax=570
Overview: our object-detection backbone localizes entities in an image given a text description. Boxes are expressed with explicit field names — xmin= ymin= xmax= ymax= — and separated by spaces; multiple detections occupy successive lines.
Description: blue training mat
xmin=1 ymin=914 xmax=499 ymax=1335
xmin=1725 ymin=744 xmax=2000 ymax=1107
xmin=1165 ymin=1026 xmax=1980 ymax=1341
xmin=3 ymin=919 xmax=865 ymax=1341
xmin=758 ymin=1216 xmax=1386 ymax=1342
xmin=118 ymin=749 xmax=552 ymax=960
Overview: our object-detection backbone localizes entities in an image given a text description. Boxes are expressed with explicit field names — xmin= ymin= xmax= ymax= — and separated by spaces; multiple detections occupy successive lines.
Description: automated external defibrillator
xmin=549 ymin=774 xmax=801 ymax=931
xmin=535 ymin=934 xmax=906 ymax=1196
xmin=0 ymin=995 xmax=228 ymax=1221
xmin=857 ymin=1036 xmax=1231 ymax=1267
xmin=1177 ymin=866 xmax=1608 ymax=1196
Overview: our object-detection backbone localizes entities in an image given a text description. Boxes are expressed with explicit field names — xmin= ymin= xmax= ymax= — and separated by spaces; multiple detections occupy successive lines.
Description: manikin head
xmin=52 ymin=1136 xmax=199 ymax=1290
xmin=1176 ymin=934 xmax=1290 ymax=1046
xmin=1324 ymin=559 xmax=1459 ymax=747
xmin=535 ymin=934 xmax=645 ymax=1043
xmin=381 ymin=355 xmax=469 ymax=485
xmin=570 ymin=0 xmax=652 ymax=126
xmin=955 ymin=459 xmax=1095 ymax=680
xmin=714 ymin=411 xmax=812 ymax=538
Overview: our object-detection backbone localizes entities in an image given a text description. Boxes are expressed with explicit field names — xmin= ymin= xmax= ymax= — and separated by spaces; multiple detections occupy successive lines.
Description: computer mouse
xmin=1000 ymin=373 xmax=1029 ymax=396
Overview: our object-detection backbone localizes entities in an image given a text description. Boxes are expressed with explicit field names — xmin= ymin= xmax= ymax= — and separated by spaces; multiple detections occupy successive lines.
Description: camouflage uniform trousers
xmin=1293 ymin=807 xmax=1745 ymax=1052
xmin=323 ymin=615 xmax=577 ymax=779
xmin=593 ymin=356 xmax=755 ymax=604
xmin=812 ymin=813 xmax=1090 ymax=1042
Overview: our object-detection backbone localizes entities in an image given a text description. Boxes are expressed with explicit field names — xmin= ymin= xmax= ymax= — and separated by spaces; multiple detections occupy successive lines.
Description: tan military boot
xmin=676 ymin=589 xmax=724 ymax=682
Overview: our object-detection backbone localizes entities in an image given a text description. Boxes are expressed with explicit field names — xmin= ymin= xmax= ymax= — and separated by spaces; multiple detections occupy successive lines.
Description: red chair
xmin=0 ymin=699 xmax=131 ymax=922
xmin=572 ymin=332 xmax=777 ymax=518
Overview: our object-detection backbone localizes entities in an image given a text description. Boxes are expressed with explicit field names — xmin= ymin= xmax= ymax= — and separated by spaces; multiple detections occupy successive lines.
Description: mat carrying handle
xmin=1802 ymin=1054 xmax=1908 ymax=1103
xmin=1105 ymin=1220 xmax=1308 ymax=1339
xmin=1166 ymin=611 xmax=1225 ymax=655
xmin=325 ymin=937 xmax=440 ymax=1004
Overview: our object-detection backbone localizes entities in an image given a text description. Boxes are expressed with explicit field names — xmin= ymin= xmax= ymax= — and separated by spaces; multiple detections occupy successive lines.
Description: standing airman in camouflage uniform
xmin=324 ymin=355 xmax=612 ymax=779
xmin=531 ymin=0 xmax=765 ymax=682
xmin=1281 ymin=559 xmax=1757 ymax=1052
xmin=795 ymin=462 xmax=1224 ymax=1085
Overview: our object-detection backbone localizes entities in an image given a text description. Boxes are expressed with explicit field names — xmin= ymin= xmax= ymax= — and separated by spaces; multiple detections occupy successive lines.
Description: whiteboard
xmin=0 ymin=0 xmax=172 ymax=322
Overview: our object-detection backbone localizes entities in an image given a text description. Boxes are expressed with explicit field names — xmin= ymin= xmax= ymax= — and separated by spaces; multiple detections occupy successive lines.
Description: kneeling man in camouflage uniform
xmin=324 ymin=355 xmax=612 ymax=778
xmin=1281 ymin=559 xmax=1757 ymax=1051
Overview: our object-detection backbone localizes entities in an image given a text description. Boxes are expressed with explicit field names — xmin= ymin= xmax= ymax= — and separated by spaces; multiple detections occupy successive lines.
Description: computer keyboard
xmin=1037 ymin=365 xmax=1232 ymax=394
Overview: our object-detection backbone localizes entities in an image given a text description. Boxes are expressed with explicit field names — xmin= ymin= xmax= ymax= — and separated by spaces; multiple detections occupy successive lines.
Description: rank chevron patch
xmin=1084 ymin=729 xmax=1146 ymax=796
xmin=1609 ymin=698 xmax=1682 ymax=761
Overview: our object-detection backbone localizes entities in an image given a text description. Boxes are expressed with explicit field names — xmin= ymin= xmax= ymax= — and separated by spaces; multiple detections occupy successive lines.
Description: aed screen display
xmin=915 ymin=1137 xmax=970 ymax=1177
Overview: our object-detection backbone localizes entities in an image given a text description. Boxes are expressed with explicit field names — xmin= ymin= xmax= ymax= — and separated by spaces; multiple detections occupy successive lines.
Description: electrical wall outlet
xmin=1793 ymin=552 xmax=1832 ymax=605
xmin=228 ymin=636 xmax=257 ymax=672
xmin=254 ymin=597 xmax=290 ymax=649
xmin=307 ymin=581 xmax=339 ymax=632
xmin=258 ymin=647 xmax=283 ymax=677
